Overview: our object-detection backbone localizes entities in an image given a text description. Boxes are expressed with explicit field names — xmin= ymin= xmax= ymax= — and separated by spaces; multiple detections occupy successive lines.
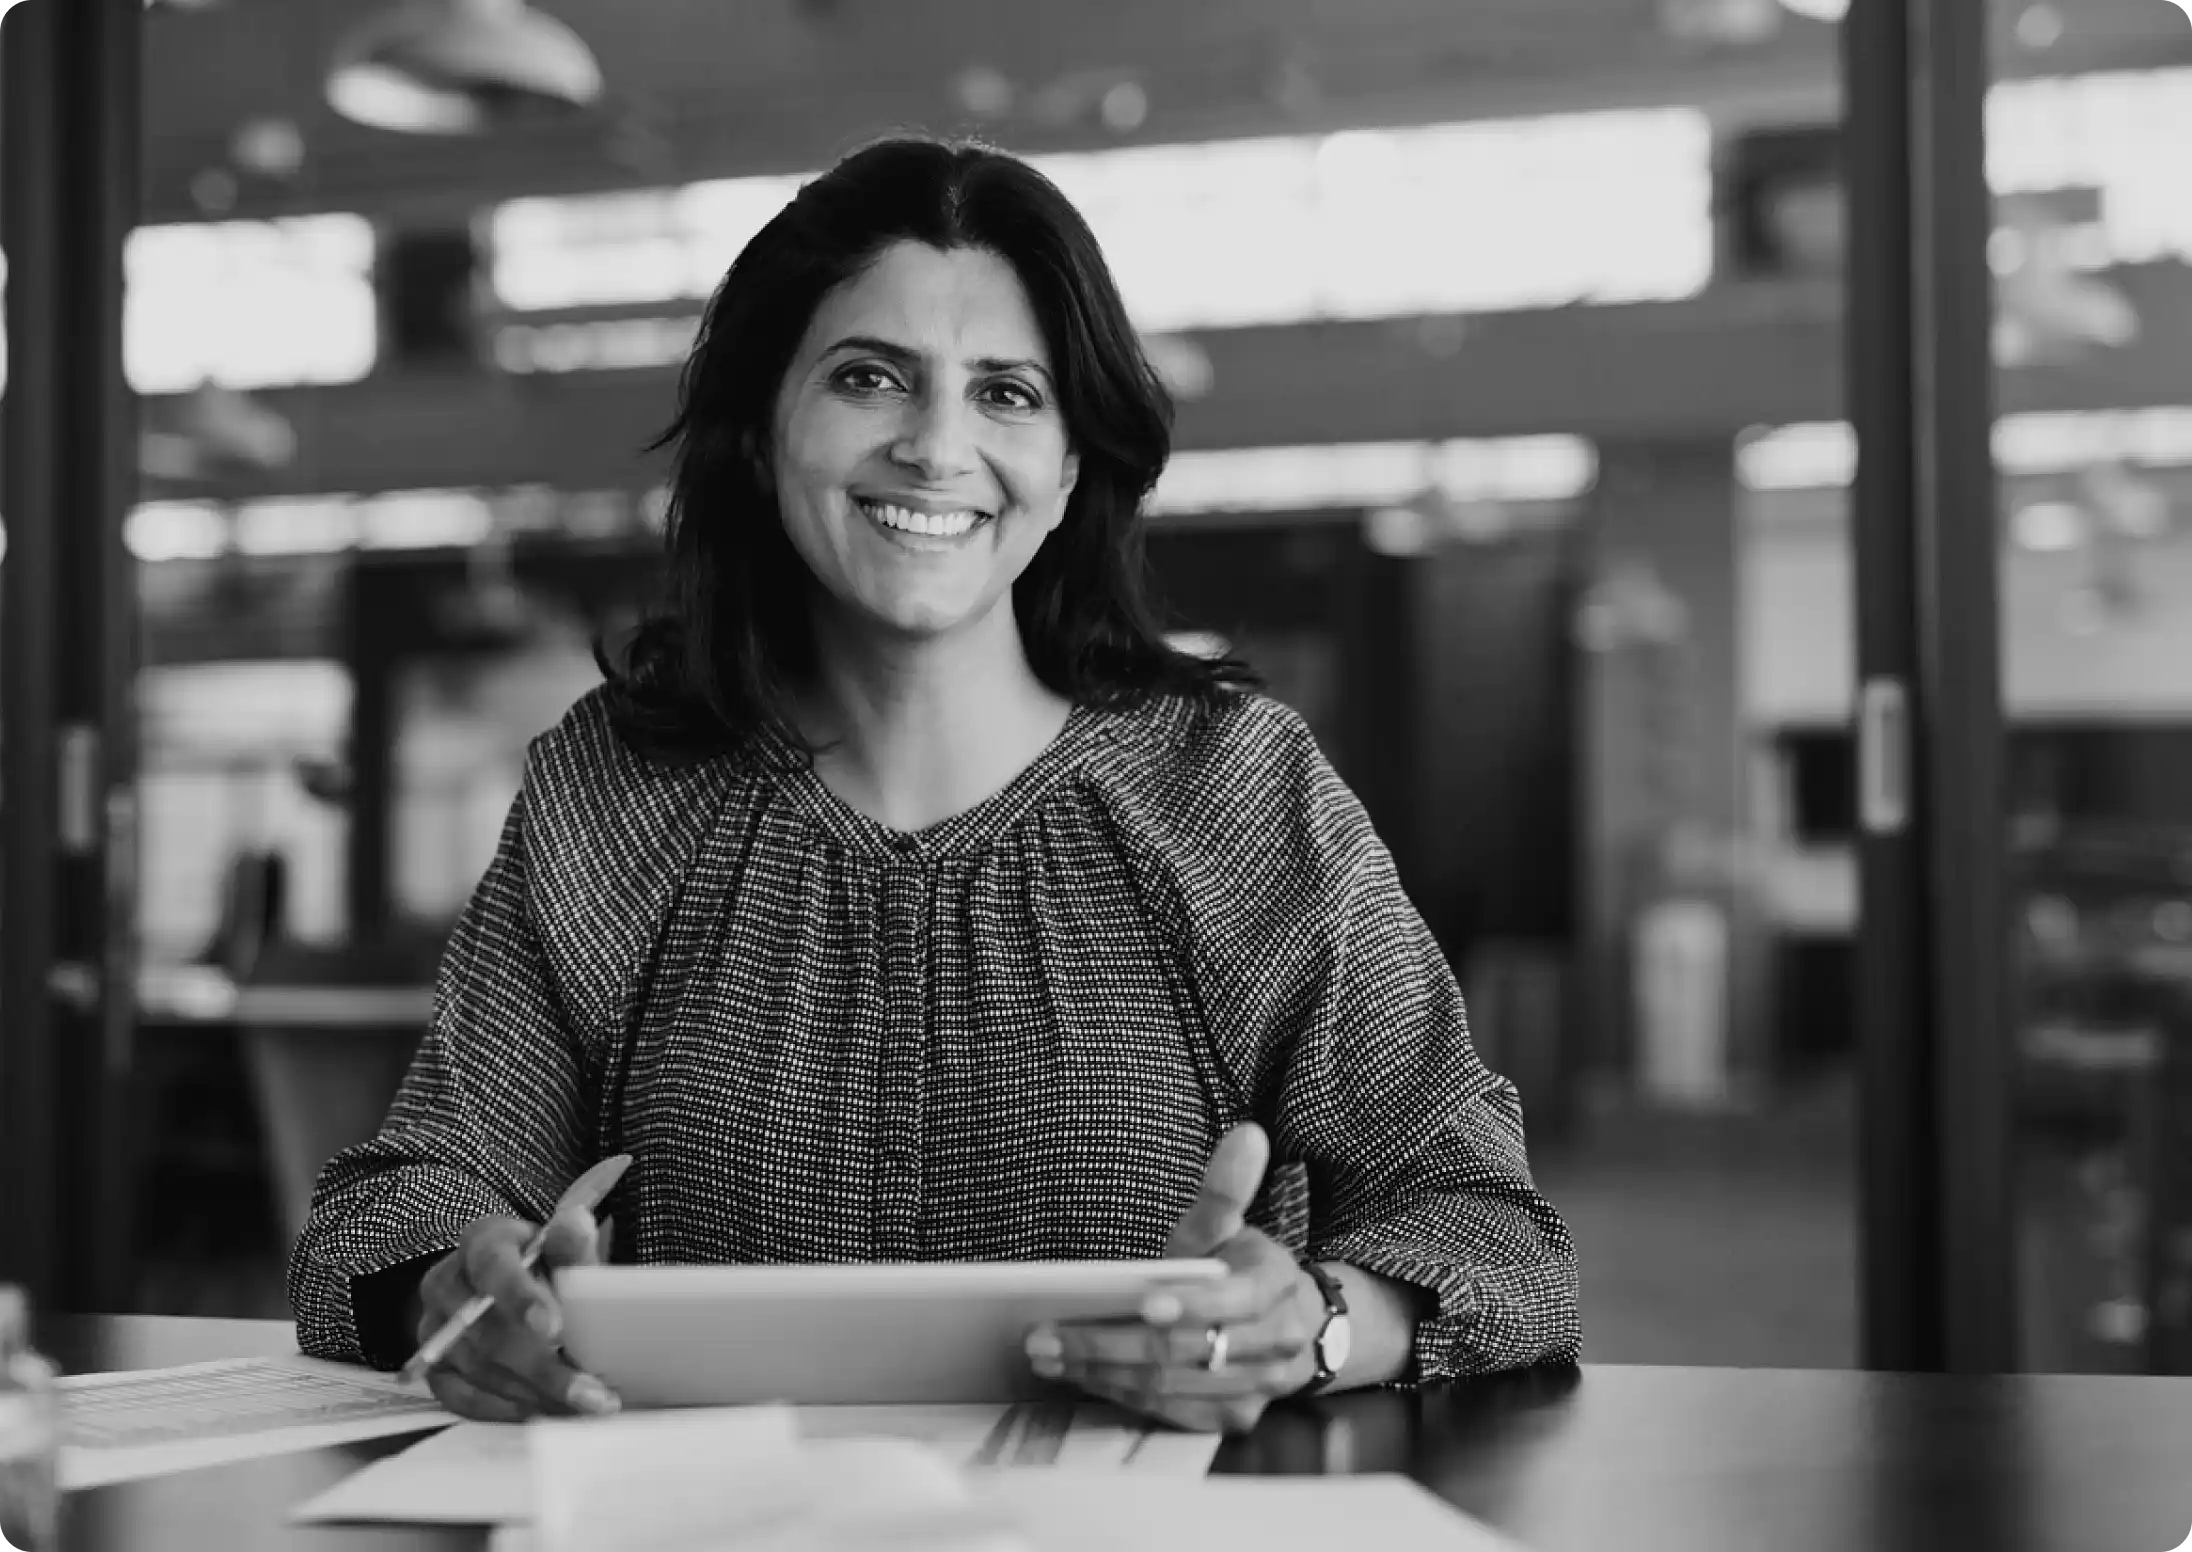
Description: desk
xmin=137 ymin=964 xmax=437 ymax=1030
xmin=47 ymin=1316 xmax=2192 ymax=1552
xmin=136 ymin=969 xmax=433 ymax=1247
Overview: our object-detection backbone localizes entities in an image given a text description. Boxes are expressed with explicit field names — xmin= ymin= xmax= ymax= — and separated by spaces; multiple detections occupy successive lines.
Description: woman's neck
xmin=796 ymin=609 xmax=1073 ymax=833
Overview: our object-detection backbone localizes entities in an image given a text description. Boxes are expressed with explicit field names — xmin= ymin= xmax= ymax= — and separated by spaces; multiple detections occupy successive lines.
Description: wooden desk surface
xmin=42 ymin=1315 xmax=2192 ymax=1552
xmin=136 ymin=963 xmax=435 ymax=1029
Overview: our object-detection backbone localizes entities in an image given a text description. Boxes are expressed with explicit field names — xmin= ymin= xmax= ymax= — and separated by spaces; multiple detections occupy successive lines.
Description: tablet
xmin=554 ymin=1259 xmax=1228 ymax=1408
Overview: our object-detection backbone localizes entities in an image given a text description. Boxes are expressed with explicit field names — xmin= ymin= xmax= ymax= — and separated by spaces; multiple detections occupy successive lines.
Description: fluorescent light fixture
xmin=1149 ymin=436 xmax=1598 ymax=515
xmin=328 ymin=0 xmax=602 ymax=136
xmin=3 ymin=215 xmax=378 ymax=396
xmin=487 ymin=108 xmax=1715 ymax=324
xmin=1740 ymin=407 xmax=2192 ymax=491
xmin=2010 ymin=500 xmax=2090 ymax=553
xmin=125 ymin=502 xmax=232 ymax=562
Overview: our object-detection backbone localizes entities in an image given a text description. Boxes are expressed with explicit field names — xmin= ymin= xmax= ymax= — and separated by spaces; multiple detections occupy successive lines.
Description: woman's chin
xmin=852 ymin=594 xmax=991 ymax=642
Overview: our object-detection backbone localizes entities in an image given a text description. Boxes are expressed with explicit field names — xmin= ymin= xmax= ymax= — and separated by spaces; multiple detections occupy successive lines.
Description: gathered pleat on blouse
xmin=291 ymin=684 xmax=1582 ymax=1384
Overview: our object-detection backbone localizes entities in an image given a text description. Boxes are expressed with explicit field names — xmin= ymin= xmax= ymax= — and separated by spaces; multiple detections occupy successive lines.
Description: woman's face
xmin=769 ymin=240 xmax=1080 ymax=647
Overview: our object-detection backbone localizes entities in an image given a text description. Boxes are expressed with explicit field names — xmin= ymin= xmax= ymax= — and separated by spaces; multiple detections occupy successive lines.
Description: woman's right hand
xmin=412 ymin=1212 xmax=620 ymax=1422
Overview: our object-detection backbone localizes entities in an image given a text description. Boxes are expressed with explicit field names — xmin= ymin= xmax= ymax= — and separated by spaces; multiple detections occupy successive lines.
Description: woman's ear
xmin=740 ymin=428 xmax=772 ymax=487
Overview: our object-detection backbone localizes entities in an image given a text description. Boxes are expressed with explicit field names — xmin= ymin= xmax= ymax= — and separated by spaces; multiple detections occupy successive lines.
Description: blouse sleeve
xmin=1150 ymin=695 xmax=1582 ymax=1383
xmin=286 ymin=784 xmax=593 ymax=1368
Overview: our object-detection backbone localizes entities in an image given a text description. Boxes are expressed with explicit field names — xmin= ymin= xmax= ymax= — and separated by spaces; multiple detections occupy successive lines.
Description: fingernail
xmin=1024 ymin=1328 xmax=1061 ymax=1362
xmin=528 ymin=1303 xmax=560 ymax=1339
xmin=1142 ymin=1293 xmax=1182 ymax=1326
xmin=567 ymin=1376 xmax=618 ymax=1415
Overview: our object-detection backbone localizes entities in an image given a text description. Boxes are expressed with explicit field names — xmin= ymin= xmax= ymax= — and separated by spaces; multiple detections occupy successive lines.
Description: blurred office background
xmin=5 ymin=0 xmax=2192 ymax=1375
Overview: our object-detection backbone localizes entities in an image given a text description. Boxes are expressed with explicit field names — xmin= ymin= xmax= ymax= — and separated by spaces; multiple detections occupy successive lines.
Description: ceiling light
xmin=2015 ymin=4 xmax=2065 ymax=48
xmin=2010 ymin=500 xmax=2090 ymax=553
xmin=1777 ymin=0 xmax=1848 ymax=20
xmin=327 ymin=0 xmax=602 ymax=136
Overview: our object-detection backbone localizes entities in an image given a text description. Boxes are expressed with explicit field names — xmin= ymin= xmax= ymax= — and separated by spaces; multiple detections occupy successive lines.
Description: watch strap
xmin=1298 ymin=1257 xmax=1349 ymax=1395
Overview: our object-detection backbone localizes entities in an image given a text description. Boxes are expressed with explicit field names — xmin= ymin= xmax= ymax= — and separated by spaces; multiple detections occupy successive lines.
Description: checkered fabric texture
xmin=291 ymin=686 xmax=1581 ymax=1382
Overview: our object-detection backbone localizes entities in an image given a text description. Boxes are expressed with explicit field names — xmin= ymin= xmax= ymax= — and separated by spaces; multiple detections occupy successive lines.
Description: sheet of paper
xmin=291 ymin=1415 xmax=534 ymax=1525
xmin=485 ymin=1474 xmax=1525 ymax=1552
xmin=59 ymin=1355 xmax=451 ymax=1489
xmin=528 ymin=1412 xmax=1037 ymax=1552
xmin=297 ymin=1400 xmax=1220 ymax=1526
xmin=974 ymin=1474 xmax=1532 ymax=1552
xmin=529 ymin=1406 xmax=820 ymax=1552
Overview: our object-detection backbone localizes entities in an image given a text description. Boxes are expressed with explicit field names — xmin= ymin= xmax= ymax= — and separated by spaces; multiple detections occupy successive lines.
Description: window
xmin=0 ymin=215 xmax=379 ymax=395
xmin=484 ymin=110 xmax=1715 ymax=328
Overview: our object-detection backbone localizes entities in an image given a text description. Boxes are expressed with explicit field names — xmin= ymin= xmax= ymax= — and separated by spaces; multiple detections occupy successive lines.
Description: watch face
xmin=1321 ymin=1313 xmax=1354 ymax=1377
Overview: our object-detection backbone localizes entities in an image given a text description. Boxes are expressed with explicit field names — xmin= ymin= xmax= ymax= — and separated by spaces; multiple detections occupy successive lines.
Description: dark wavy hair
xmin=597 ymin=135 xmax=1257 ymax=764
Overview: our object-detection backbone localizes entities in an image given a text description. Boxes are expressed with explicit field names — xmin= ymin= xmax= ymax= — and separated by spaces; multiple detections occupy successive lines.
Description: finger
xmin=498 ymin=1335 xmax=617 ymax=1417
xmin=450 ymin=1302 xmax=620 ymax=1417
xmin=439 ymin=1308 xmax=542 ymax=1390
xmin=1140 ymin=1234 xmax=1303 ymax=1331
xmin=539 ymin=1206 xmax=604 ymax=1270
xmin=466 ymin=1225 xmax=561 ymax=1340
xmin=1043 ymin=1310 xmax=1309 ymax=1375
xmin=1030 ymin=1317 xmax=1167 ymax=1374
xmin=1069 ymin=1369 xmax=1268 ymax=1436
xmin=1061 ymin=1355 xmax=1303 ymax=1404
xmin=1165 ymin=1123 xmax=1271 ymax=1257
xmin=459 ymin=1348 xmax=565 ymax=1413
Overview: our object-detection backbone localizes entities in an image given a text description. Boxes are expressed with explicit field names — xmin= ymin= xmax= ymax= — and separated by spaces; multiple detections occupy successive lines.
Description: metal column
xmin=1 ymin=0 xmax=144 ymax=1314
xmin=1843 ymin=0 xmax=2016 ymax=1371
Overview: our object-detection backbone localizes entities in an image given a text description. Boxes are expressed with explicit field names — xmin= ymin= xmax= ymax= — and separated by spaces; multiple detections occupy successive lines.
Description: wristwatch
xmin=1297 ymin=1259 xmax=1352 ymax=1395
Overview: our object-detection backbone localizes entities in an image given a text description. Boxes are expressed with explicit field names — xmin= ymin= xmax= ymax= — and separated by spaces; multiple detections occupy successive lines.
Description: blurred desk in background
xmin=136 ymin=958 xmax=433 ymax=1260
xmin=138 ymin=963 xmax=435 ymax=1030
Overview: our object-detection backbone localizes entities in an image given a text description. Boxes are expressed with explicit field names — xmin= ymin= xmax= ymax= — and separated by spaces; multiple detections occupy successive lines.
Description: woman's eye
xmin=834 ymin=365 xmax=901 ymax=396
xmin=983 ymin=380 xmax=1043 ymax=413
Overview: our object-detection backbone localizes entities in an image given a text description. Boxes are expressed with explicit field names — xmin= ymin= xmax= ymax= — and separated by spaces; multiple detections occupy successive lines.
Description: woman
xmin=292 ymin=137 xmax=1581 ymax=1435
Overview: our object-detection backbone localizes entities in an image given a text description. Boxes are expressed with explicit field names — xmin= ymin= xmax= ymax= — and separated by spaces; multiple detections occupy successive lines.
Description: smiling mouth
xmin=856 ymin=498 xmax=993 ymax=541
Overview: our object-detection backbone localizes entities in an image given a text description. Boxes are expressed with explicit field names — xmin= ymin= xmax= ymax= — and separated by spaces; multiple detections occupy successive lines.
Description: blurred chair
xmin=204 ymin=849 xmax=287 ymax=983
xmin=211 ymin=851 xmax=436 ymax=1249
xmin=1463 ymin=938 xmax=1575 ymax=1140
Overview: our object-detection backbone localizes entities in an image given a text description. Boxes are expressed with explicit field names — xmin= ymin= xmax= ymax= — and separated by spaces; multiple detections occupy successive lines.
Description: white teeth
xmin=863 ymin=500 xmax=982 ymax=538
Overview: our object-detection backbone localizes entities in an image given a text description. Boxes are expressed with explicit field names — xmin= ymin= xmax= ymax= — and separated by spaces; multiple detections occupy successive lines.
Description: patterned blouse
xmin=291 ymin=685 xmax=1581 ymax=1382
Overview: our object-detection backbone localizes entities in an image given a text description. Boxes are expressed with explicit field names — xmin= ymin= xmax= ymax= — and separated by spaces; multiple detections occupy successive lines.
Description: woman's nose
xmin=890 ymin=392 xmax=978 ymax=480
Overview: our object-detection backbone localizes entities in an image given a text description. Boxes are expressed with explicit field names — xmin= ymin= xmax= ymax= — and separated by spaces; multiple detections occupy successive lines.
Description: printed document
xmin=58 ymin=1356 xmax=450 ymax=1489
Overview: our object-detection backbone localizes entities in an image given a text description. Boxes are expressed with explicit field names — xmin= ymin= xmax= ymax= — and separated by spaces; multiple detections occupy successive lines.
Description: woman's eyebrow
xmin=821 ymin=333 xmax=919 ymax=365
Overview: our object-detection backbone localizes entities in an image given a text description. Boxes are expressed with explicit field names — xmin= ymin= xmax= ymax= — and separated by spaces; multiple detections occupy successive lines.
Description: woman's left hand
xmin=1027 ymin=1123 xmax=1325 ymax=1435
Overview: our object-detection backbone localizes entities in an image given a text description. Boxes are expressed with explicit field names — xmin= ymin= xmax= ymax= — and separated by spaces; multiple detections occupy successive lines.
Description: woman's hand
xmin=412 ymin=1210 xmax=620 ymax=1422
xmin=1029 ymin=1124 xmax=1325 ymax=1435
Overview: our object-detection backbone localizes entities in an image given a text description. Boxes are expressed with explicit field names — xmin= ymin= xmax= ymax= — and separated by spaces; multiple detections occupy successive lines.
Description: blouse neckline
xmin=752 ymin=701 xmax=1115 ymax=861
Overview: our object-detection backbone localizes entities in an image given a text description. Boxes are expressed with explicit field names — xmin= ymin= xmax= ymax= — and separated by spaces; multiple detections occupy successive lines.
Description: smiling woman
xmin=289 ymin=137 xmax=1582 ymax=1438
xmin=773 ymin=243 xmax=1079 ymax=651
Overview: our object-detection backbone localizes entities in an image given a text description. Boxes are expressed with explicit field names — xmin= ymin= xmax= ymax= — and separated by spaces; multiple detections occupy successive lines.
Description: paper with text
xmin=58 ymin=1356 xmax=450 ymax=1490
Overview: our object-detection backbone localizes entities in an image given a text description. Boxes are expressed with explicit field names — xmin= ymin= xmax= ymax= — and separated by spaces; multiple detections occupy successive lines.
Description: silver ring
xmin=1199 ymin=1324 xmax=1230 ymax=1373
